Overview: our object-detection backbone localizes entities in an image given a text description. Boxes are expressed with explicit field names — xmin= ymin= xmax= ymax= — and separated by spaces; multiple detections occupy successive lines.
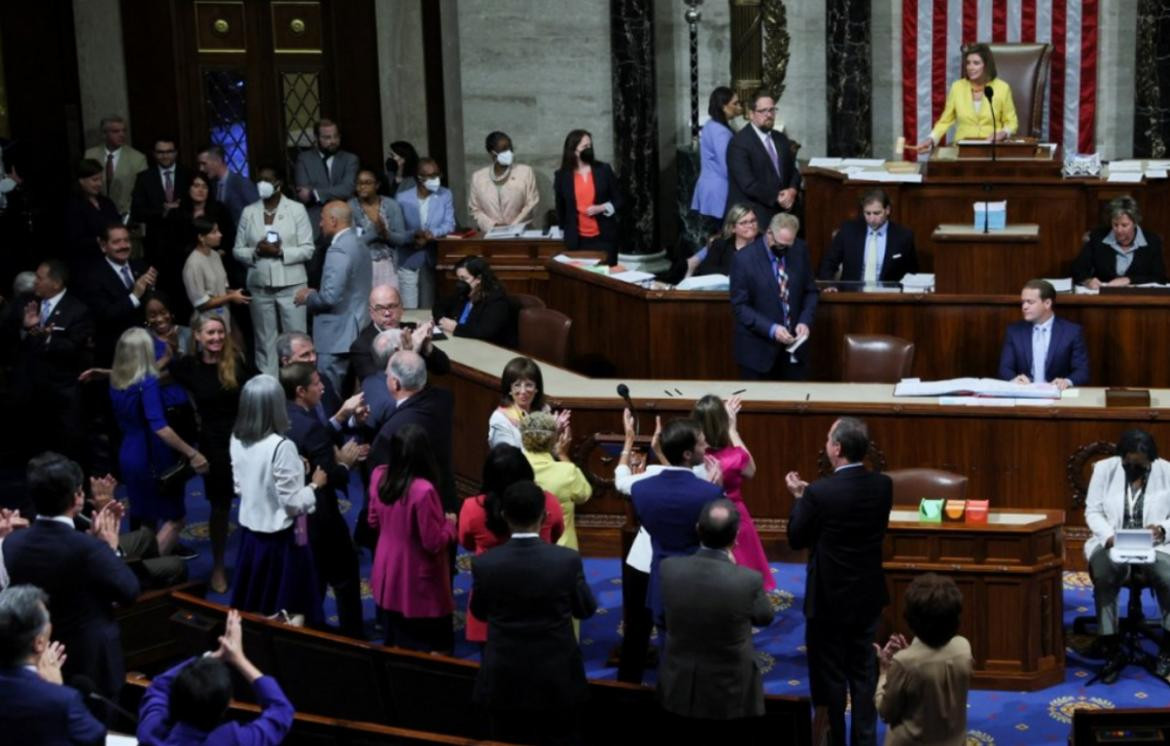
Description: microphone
xmin=617 ymin=383 xmax=639 ymax=435
xmin=70 ymin=674 xmax=139 ymax=725
xmin=984 ymin=85 xmax=998 ymax=164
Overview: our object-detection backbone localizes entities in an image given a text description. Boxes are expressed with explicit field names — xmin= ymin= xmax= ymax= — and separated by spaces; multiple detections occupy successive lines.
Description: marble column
xmin=825 ymin=0 xmax=871 ymax=156
xmin=73 ymin=0 xmax=129 ymax=143
xmin=611 ymin=0 xmax=659 ymax=254
xmin=1134 ymin=0 xmax=1170 ymax=157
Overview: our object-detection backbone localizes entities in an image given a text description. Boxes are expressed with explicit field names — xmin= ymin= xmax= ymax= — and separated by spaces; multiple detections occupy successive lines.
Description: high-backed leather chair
xmin=885 ymin=468 xmax=968 ymax=505
xmin=511 ymin=292 xmax=546 ymax=311
xmin=988 ymin=42 xmax=1053 ymax=139
xmin=517 ymin=307 xmax=572 ymax=367
xmin=841 ymin=334 xmax=915 ymax=383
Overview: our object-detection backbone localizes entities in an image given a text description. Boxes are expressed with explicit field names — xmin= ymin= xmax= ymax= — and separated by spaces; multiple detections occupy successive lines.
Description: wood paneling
xmin=194 ymin=1 xmax=248 ymax=53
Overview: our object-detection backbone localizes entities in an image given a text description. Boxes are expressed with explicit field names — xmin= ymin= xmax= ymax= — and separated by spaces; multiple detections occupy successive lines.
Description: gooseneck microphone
xmin=617 ymin=383 xmax=639 ymax=435
xmin=70 ymin=674 xmax=139 ymax=724
xmin=984 ymin=85 xmax=998 ymax=163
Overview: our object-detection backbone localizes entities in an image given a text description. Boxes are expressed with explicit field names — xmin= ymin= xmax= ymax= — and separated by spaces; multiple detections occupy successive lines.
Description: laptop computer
xmin=1109 ymin=528 xmax=1157 ymax=564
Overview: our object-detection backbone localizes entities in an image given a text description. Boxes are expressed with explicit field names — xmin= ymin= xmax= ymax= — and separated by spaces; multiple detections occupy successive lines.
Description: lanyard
xmin=1125 ymin=481 xmax=1146 ymax=524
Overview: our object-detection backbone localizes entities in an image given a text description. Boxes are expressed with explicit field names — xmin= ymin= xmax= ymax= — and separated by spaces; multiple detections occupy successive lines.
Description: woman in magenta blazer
xmin=368 ymin=423 xmax=457 ymax=653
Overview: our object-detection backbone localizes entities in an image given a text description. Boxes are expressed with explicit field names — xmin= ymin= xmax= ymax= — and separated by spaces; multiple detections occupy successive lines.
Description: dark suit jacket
xmin=553 ymin=162 xmax=623 ymax=249
xmin=77 ymin=257 xmax=147 ymax=366
xmin=818 ymin=219 xmax=919 ymax=283
xmin=471 ymin=537 xmax=597 ymax=710
xmin=130 ymin=164 xmax=194 ymax=226
xmin=787 ymin=465 xmax=892 ymax=626
xmin=725 ymin=125 xmax=800 ymax=227
xmin=0 ymin=666 xmax=106 ymax=746
xmin=1072 ymin=228 xmax=1167 ymax=285
xmin=997 ymin=316 xmax=1090 ymax=385
xmin=370 ymin=386 xmax=456 ymax=510
xmin=212 ymin=171 xmax=260 ymax=225
xmin=2 ymin=519 xmax=141 ymax=699
xmin=632 ymin=469 xmax=723 ymax=626
xmin=8 ymin=291 xmax=93 ymax=388
xmin=287 ymin=402 xmax=349 ymax=500
xmin=433 ymin=291 xmax=515 ymax=347
xmin=361 ymin=373 xmax=395 ymax=433
xmin=729 ymin=236 xmax=819 ymax=374
xmin=63 ymin=195 xmax=121 ymax=269
xmin=348 ymin=322 xmax=453 ymax=382
xmin=659 ymin=547 xmax=775 ymax=719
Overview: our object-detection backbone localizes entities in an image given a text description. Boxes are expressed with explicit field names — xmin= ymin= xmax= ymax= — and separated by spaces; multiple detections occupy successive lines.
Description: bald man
xmin=295 ymin=201 xmax=371 ymax=391
xmin=350 ymin=285 xmax=451 ymax=381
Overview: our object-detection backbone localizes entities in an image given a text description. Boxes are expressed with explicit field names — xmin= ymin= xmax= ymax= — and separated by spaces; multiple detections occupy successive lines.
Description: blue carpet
xmin=173 ymin=475 xmax=1169 ymax=745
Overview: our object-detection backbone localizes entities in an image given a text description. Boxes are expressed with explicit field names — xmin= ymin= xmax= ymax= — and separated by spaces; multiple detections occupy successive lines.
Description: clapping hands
xmin=874 ymin=633 xmax=909 ymax=673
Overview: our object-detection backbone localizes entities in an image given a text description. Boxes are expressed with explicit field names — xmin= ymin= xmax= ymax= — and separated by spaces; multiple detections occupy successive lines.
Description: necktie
xmin=1032 ymin=325 xmax=1047 ymax=383
xmin=217 ymin=179 xmax=226 ymax=202
xmin=120 ymin=264 xmax=134 ymax=289
xmin=764 ymin=135 xmax=781 ymax=176
xmin=775 ymin=254 xmax=790 ymax=328
xmin=163 ymin=169 xmax=174 ymax=202
xmin=323 ymin=155 xmax=332 ymax=181
xmin=863 ymin=231 xmax=879 ymax=284
xmin=39 ymin=299 xmax=51 ymax=325
xmin=105 ymin=153 xmax=115 ymax=196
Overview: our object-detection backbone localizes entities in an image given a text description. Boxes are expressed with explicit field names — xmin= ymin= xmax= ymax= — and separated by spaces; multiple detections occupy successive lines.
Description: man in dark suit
xmin=729 ymin=212 xmax=819 ymax=380
xmin=471 ymin=480 xmax=597 ymax=745
xmin=818 ymin=189 xmax=919 ymax=286
xmin=7 ymin=260 xmax=93 ymax=464
xmin=350 ymin=284 xmax=450 ymax=382
xmin=0 ymin=584 xmax=107 ymax=745
xmin=725 ymin=91 xmax=801 ymax=229
xmin=786 ymin=417 xmax=892 ymax=746
xmin=77 ymin=223 xmax=157 ymax=366
xmin=632 ymin=418 xmax=724 ymax=630
xmin=3 ymin=452 xmax=141 ymax=706
xmin=659 ymin=499 xmax=775 ymax=738
xmin=998 ymin=279 xmax=1090 ymax=390
xmin=295 ymin=119 xmax=359 ymax=284
xmin=197 ymin=144 xmax=259 ymax=225
xmin=130 ymin=137 xmax=192 ymax=229
xmin=370 ymin=350 xmax=456 ymax=510
xmin=280 ymin=363 xmax=365 ymax=639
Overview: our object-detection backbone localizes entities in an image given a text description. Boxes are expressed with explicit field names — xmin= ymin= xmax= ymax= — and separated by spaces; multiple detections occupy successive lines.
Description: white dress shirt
xmin=105 ymin=257 xmax=141 ymax=308
xmin=39 ymin=288 xmax=67 ymax=324
xmin=230 ymin=433 xmax=316 ymax=533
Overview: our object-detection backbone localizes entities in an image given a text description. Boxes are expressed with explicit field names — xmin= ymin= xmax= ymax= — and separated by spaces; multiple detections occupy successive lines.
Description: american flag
xmin=902 ymin=0 xmax=1099 ymax=156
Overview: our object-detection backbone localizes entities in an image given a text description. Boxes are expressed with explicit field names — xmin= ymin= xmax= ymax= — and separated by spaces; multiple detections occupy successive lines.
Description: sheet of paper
xmin=840 ymin=158 xmax=886 ymax=167
xmin=609 ymin=270 xmax=656 ymax=284
xmin=1145 ymin=169 xmax=1169 ymax=179
xmin=552 ymin=254 xmax=601 ymax=266
xmin=808 ymin=157 xmax=844 ymax=168
xmin=1107 ymin=160 xmax=1145 ymax=171
xmin=521 ymin=229 xmax=547 ymax=238
xmin=1041 ymin=277 xmax=1073 ymax=292
xmin=676 ymin=274 xmax=730 ymax=291
xmin=1107 ymin=172 xmax=1144 ymax=183
xmin=625 ymin=527 xmax=652 ymax=572
xmin=785 ymin=334 xmax=809 ymax=353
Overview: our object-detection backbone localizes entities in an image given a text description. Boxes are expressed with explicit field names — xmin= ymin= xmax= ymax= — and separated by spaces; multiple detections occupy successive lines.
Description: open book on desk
xmin=894 ymin=377 xmax=1061 ymax=399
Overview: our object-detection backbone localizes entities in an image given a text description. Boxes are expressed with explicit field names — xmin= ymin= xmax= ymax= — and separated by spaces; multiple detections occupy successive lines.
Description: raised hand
xmin=0 ymin=508 xmax=29 ymax=538
xmin=37 ymin=641 xmax=67 ymax=684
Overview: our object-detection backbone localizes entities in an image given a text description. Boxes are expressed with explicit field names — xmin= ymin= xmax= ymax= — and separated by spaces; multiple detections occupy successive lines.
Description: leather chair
xmin=885 ymin=468 xmax=967 ymax=505
xmin=988 ymin=43 xmax=1053 ymax=139
xmin=511 ymin=292 xmax=546 ymax=311
xmin=517 ymin=307 xmax=572 ymax=367
xmin=841 ymin=334 xmax=915 ymax=383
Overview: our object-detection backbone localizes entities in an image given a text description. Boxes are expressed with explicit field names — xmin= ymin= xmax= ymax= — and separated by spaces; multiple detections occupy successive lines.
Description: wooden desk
xmin=545 ymin=260 xmax=1170 ymax=387
xmin=434 ymin=237 xmax=568 ymax=298
xmin=884 ymin=509 xmax=1065 ymax=690
xmin=803 ymin=167 xmax=1170 ymax=281
xmin=931 ymin=223 xmax=1040 ymax=294
xmin=426 ymin=331 xmax=1170 ymax=567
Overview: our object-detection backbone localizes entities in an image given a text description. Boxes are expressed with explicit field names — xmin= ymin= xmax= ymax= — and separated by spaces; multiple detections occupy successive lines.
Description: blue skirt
xmin=231 ymin=525 xmax=324 ymax=627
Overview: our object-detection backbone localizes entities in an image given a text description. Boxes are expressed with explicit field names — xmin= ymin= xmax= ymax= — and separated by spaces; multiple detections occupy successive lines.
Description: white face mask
xmin=257 ymin=180 xmax=275 ymax=199
xmin=423 ymin=178 xmax=441 ymax=192
xmin=495 ymin=150 xmax=514 ymax=167
xmin=0 ymin=177 xmax=15 ymax=194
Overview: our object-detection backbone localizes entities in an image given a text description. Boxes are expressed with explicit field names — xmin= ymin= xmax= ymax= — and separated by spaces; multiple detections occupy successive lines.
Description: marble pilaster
xmin=611 ymin=0 xmax=659 ymax=254
xmin=1134 ymin=0 xmax=1170 ymax=157
xmin=825 ymin=0 xmax=872 ymax=156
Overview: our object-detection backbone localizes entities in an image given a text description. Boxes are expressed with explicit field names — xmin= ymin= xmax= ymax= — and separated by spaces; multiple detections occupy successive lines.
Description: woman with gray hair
xmin=229 ymin=374 xmax=327 ymax=626
xmin=1073 ymin=195 xmax=1166 ymax=289
xmin=520 ymin=411 xmax=591 ymax=551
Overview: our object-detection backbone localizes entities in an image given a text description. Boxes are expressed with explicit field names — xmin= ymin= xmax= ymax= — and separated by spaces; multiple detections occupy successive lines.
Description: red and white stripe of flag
xmin=901 ymin=0 xmax=1098 ymax=159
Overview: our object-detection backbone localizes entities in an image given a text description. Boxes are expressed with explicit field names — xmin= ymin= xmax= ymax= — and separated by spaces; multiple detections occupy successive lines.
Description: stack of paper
xmin=484 ymin=222 xmax=530 ymax=239
xmin=609 ymin=270 xmax=656 ymax=284
xmin=900 ymin=273 xmax=936 ymax=292
xmin=894 ymin=377 xmax=1060 ymax=399
xmin=1042 ymin=277 xmax=1074 ymax=293
xmin=676 ymin=274 xmax=729 ymax=291
xmin=552 ymin=254 xmax=601 ymax=267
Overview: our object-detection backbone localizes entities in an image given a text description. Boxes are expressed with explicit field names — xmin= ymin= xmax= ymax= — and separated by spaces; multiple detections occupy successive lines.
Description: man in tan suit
xmin=84 ymin=115 xmax=147 ymax=217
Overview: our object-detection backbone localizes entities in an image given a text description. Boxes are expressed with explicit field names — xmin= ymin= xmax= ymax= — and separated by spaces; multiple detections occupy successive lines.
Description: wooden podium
xmin=931 ymin=223 xmax=1041 ymax=293
xmin=884 ymin=508 xmax=1065 ymax=690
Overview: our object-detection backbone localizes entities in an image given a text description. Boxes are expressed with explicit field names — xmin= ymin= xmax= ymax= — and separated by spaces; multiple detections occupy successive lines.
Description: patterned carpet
xmin=176 ymin=475 xmax=1170 ymax=745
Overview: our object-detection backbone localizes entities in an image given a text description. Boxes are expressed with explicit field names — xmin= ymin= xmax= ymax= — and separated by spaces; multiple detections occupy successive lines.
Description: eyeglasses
xmin=510 ymin=381 xmax=538 ymax=393
xmin=753 ymin=107 xmax=780 ymax=114
xmin=154 ymin=149 xmax=176 ymax=155
xmin=372 ymin=303 xmax=401 ymax=313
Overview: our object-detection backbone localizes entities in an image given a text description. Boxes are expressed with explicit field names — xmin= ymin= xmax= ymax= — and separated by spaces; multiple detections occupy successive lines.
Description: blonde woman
xmin=521 ymin=411 xmax=591 ymax=550
xmin=108 ymin=328 xmax=208 ymax=554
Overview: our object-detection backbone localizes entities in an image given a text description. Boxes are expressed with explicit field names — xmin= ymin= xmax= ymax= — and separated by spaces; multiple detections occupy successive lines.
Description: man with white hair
xmin=370 ymin=350 xmax=456 ymax=510
xmin=83 ymin=114 xmax=146 ymax=217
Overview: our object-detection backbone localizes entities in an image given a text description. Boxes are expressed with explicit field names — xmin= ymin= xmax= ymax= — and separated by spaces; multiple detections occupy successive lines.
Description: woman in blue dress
xmin=690 ymin=86 xmax=742 ymax=239
xmin=108 ymin=328 xmax=208 ymax=553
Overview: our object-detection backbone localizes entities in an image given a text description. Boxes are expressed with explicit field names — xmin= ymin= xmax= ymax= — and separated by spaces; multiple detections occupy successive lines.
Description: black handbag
xmin=156 ymin=458 xmax=194 ymax=496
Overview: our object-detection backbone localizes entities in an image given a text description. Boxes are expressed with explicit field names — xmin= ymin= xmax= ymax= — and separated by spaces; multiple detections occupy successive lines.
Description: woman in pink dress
xmin=457 ymin=444 xmax=565 ymax=643
xmin=692 ymin=394 xmax=775 ymax=591
xmin=368 ymin=423 xmax=457 ymax=653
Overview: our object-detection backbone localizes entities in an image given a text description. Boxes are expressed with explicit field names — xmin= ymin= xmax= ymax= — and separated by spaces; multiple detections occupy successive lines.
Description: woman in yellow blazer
xmin=520 ymin=411 xmax=592 ymax=551
xmin=916 ymin=43 xmax=1018 ymax=151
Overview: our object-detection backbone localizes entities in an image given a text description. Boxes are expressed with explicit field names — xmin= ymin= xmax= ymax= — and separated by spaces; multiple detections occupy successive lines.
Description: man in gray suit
xmin=658 ymin=499 xmax=775 ymax=739
xmin=295 ymin=119 xmax=359 ymax=284
xmin=295 ymin=201 xmax=371 ymax=391
xmin=84 ymin=115 xmax=147 ymax=217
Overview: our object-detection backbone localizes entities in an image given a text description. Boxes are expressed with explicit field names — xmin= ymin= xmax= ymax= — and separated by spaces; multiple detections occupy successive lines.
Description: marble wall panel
xmin=611 ymin=0 xmax=659 ymax=253
xmin=1134 ymin=0 xmax=1170 ymax=157
xmin=825 ymin=0 xmax=871 ymax=156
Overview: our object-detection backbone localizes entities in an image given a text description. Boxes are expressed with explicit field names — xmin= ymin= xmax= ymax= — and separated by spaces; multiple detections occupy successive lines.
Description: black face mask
xmin=454 ymin=280 xmax=472 ymax=297
xmin=578 ymin=147 xmax=595 ymax=165
xmin=1123 ymin=461 xmax=1150 ymax=483
xmin=385 ymin=158 xmax=398 ymax=178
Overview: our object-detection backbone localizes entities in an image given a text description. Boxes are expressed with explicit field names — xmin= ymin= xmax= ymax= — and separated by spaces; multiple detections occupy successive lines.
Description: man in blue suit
xmin=818 ymin=189 xmax=919 ymax=286
xmin=998 ymin=279 xmax=1090 ymax=390
xmin=295 ymin=201 xmax=372 ymax=392
xmin=197 ymin=144 xmax=259 ymax=225
xmin=729 ymin=211 xmax=819 ymax=380
xmin=0 ymin=584 xmax=106 ymax=745
xmin=631 ymin=419 xmax=723 ymax=629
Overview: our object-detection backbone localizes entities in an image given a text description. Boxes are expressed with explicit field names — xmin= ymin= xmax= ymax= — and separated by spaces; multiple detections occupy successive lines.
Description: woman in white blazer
xmin=1083 ymin=428 xmax=1170 ymax=681
xmin=233 ymin=166 xmax=315 ymax=375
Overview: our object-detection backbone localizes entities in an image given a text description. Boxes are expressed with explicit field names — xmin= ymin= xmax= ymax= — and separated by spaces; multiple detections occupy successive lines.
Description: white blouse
xmin=230 ymin=433 xmax=316 ymax=533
